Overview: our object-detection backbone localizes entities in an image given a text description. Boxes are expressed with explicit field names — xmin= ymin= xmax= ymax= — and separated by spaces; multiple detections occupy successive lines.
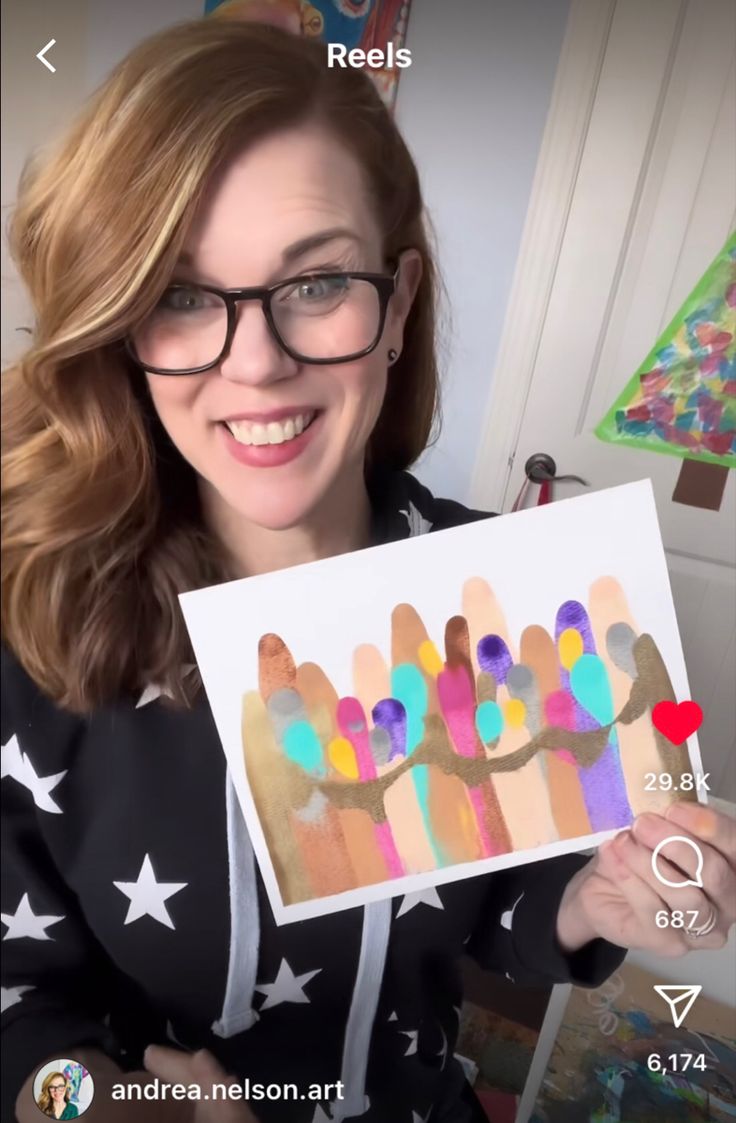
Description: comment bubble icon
xmin=651 ymin=835 xmax=704 ymax=890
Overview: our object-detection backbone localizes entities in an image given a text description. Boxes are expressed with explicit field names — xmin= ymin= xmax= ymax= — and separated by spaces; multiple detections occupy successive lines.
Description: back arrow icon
xmin=37 ymin=39 xmax=56 ymax=73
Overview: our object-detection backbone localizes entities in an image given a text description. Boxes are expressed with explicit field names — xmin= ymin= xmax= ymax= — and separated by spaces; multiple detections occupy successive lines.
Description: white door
xmin=472 ymin=0 xmax=736 ymax=799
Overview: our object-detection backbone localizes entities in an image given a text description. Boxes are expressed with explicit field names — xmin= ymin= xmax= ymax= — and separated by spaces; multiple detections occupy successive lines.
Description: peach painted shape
xmin=462 ymin=576 xmax=513 ymax=678
xmin=381 ymin=766 xmax=438 ymax=874
xmin=490 ymin=682 xmax=560 ymax=851
xmin=353 ymin=644 xmax=391 ymax=726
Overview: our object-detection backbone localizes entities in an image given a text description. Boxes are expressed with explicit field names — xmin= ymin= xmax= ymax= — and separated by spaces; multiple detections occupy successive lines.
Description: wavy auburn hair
xmin=36 ymin=1072 xmax=70 ymax=1115
xmin=2 ymin=18 xmax=442 ymax=713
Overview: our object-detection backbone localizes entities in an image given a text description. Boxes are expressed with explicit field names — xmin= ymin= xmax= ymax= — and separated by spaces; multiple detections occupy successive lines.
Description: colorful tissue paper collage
xmin=181 ymin=481 xmax=705 ymax=925
xmin=596 ymin=234 xmax=736 ymax=467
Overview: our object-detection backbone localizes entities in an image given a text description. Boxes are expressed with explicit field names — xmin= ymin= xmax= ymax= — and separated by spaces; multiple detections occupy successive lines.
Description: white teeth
xmin=226 ymin=411 xmax=315 ymax=446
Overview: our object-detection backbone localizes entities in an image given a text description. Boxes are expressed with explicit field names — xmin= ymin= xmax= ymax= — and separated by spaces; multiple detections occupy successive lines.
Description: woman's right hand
xmin=143 ymin=1045 xmax=259 ymax=1122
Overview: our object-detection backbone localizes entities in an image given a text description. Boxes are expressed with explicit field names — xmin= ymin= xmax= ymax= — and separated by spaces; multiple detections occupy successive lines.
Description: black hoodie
xmin=1 ymin=471 xmax=626 ymax=1122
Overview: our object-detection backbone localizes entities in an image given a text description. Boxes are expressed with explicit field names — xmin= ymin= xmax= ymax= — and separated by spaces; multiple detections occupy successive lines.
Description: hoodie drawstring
xmin=211 ymin=771 xmax=260 ymax=1037
xmin=213 ymin=475 xmax=435 ymax=1119
xmin=327 ymin=900 xmax=392 ymax=1121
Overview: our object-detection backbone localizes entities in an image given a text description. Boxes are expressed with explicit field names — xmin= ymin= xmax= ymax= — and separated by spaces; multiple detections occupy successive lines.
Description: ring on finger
xmin=684 ymin=907 xmax=717 ymax=938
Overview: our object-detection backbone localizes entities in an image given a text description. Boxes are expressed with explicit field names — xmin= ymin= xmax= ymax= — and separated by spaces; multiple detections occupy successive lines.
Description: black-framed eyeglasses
xmin=125 ymin=266 xmax=399 ymax=375
xmin=48 ymin=1084 xmax=66 ymax=1091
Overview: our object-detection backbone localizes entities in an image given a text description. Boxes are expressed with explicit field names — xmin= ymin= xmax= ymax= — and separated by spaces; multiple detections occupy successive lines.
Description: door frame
xmin=468 ymin=0 xmax=619 ymax=512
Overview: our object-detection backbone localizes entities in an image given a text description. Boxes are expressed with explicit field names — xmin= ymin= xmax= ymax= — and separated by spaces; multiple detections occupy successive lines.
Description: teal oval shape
xmin=283 ymin=720 xmax=326 ymax=777
xmin=475 ymin=700 xmax=504 ymax=744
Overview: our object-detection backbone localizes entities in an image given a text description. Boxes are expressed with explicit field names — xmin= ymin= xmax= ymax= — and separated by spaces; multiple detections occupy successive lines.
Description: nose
xmin=218 ymin=299 xmax=299 ymax=386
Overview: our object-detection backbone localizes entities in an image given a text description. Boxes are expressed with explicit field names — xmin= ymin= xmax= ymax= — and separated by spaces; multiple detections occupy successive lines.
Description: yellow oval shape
xmin=558 ymin=627 xmax=584 ymax=670
xmin=328 ymin=736 xmax=359 ymax=779
xmin=504 ymin=698 xmax=527 ymax=728
xmin=418 ymin=640 xmax=443 ymax=677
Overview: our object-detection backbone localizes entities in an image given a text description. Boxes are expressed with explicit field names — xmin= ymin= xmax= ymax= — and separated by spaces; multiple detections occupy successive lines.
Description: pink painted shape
xmin=436 ymin=664 xmax=498 ymax=855
xmin=545 ymin=689 xmax=576 ymax=765
xmin=436 ymin=665 xmax=477 ymax=757
xmin=337 ymin=696 xmax=376 ymax=780
xmin=468 ymin=787 xmax=496 ymax=856
xmin=375 ymin=819 xmax=404 ymax=879
xmin=337 ymin=696 xmax=404 ymax=875
xmin=545 ymin=689 xmax=574 ymax=726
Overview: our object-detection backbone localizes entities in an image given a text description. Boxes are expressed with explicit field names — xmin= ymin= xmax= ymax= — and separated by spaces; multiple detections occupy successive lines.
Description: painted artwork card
xmin=204 ymin=0 xmax=413 ymax=108
xmin=529 ymin=962 xmax=736 ymax=1122
xmin=180 ymin=481 xmax=706 ymax=925
xmin=596 ymin=233 xmax=736 ymax=466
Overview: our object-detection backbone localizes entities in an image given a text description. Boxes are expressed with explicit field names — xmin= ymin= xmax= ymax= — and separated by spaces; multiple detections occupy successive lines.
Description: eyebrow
xmin=175 ymin=228 xmax=362 ymax=275
xmin=280 ymin=228 xmax=362 ymax=264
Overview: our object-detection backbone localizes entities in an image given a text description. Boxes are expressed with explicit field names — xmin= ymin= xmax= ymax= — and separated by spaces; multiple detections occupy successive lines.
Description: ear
xmin=387 ymin=248 xmax=423 ymax=339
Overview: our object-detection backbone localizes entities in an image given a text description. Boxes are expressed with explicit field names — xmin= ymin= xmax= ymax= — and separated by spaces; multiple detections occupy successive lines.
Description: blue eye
xmin=158 ymin=286 xmax=217 ymax=313
xmin=295 ymin=277 xmax=349 ymax=301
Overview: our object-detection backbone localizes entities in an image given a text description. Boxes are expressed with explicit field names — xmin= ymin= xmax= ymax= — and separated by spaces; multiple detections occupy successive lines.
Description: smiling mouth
xmin=222 ymin=410 xmax=319 ymax=447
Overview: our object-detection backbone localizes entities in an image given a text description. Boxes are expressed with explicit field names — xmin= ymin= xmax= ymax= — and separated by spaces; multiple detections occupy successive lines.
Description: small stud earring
xmin=388 ymin=348 xmax=398 ymax=363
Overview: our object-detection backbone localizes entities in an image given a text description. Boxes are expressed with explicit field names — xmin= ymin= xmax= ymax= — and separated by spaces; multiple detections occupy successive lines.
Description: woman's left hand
xmin=556 ymin=801 xmax=736 ymax=957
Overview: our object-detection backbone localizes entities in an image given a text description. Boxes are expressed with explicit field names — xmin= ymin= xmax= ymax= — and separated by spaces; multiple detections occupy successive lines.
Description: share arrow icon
xmin=653 ymin=985 xmax=702 ymax=1028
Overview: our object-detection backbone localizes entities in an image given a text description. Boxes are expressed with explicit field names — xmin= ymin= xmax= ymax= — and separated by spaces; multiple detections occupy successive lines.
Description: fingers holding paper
xmin=634 ymin=801 xmax=736 ymax=927
xmin=557 ymin=801 xmax=736 ymax=957
xmin=603 ymin=831 xmax=725 ymax=953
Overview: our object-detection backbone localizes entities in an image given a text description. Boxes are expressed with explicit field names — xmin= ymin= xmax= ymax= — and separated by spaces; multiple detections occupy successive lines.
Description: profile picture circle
xmin=32 ymin=1058 xmax=94 ymax=1118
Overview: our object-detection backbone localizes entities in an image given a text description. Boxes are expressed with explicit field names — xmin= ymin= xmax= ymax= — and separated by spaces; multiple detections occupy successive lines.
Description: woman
xmin=2 ymin=17 xmax=734 ymax=1123
xmin=36 ymin=1072 xmax=79 ymax=1120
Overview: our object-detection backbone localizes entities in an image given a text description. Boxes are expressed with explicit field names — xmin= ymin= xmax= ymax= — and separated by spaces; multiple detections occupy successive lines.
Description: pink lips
xmin=219 ymin=411 xmax=322 ymax=468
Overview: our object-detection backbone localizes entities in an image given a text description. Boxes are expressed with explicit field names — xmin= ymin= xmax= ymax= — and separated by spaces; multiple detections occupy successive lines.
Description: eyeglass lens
xmin=131 ymin=276 xmax=383 ymax=371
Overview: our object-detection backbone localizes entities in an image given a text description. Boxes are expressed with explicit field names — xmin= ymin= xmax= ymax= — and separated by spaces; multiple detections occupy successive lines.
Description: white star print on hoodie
xmin=1 ymin=471 xmax=627 ymax=1122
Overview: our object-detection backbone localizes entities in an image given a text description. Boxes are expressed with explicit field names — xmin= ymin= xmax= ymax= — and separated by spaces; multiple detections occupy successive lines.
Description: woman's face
xmin=144 ymin=123 xmax=421 ymax=531
xmin=48 ymin=1076 xmax=67 ymax=1107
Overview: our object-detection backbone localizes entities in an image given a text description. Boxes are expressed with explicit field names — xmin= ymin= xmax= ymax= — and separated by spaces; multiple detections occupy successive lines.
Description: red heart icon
xmin=652 ymin=700 xmax=703 ymax=745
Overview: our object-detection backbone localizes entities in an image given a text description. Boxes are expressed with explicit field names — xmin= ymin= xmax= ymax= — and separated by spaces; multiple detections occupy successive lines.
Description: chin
xmin=223 ymin=477 xmax=327 ymax=531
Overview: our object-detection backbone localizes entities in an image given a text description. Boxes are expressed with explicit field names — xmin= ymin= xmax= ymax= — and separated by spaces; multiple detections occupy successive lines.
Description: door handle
xmin=524 ymin=453 xmax=589 ymax=487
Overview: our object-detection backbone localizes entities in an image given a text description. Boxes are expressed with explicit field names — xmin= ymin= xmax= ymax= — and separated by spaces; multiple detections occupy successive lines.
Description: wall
xmin=396 ymin=0 xmax=570 ymax=502
xmin=1 ymin=0 xmax=570 ymax=505
xmin=1 ymin=0 xmax=90 ymax=366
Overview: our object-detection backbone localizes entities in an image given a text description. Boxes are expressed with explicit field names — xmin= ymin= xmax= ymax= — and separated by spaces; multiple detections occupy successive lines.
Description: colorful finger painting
xmin=62 ymin=1062 xmax=88 ymax=1106
xmin=181 ymin=482 xmax=705 ymax=924
xmin=204 ymin=0 xmax=413 ymax=108
xmin=596 ymin=233 xmax=736 ymax=467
